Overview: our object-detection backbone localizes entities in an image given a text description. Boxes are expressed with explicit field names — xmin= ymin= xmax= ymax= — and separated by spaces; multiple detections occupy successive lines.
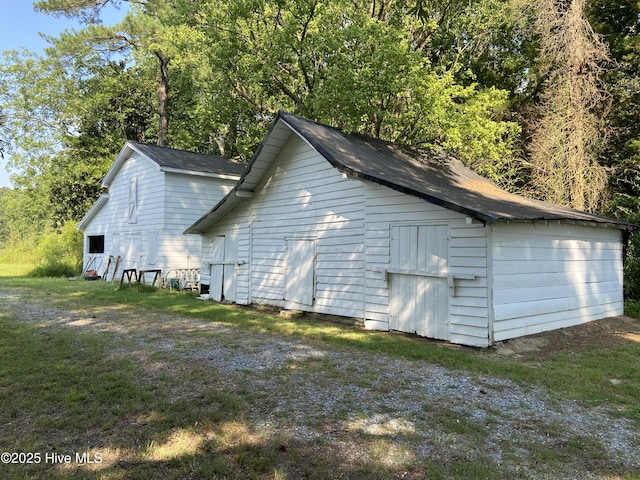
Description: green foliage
xmin=170 ymin=0 xmax=519 ymax=171
xmin=589 ymin=1 xmax=640 ymax=204
xmin=603 ymin=194 xmax=640 ymax=299
xmin=0 ymin=187 xmax=49 ymax=244
xmin=28 ymin=222 xmax=83 ymax=277
xmin=1 ymin=0 xmax=640 ymax=279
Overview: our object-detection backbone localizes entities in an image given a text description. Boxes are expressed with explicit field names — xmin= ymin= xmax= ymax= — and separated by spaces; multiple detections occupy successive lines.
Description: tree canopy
xmin=0 ymin=0 xmax=639 ymax=235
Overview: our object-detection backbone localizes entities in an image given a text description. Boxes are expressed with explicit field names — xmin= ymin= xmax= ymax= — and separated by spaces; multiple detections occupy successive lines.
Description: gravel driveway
xmin=1 ymin=287 xmax=639 ymax=479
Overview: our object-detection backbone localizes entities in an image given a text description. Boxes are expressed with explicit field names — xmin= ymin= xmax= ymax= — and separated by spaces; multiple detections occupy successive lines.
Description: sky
xmin=0 ymin=0 xmax=128 ymax=188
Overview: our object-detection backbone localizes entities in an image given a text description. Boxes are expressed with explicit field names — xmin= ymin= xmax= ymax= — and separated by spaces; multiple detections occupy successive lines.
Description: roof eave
xmin=77 ymin=194 xmax=109 ymax=231
xmin=492 ymin=216 xmax=635 ymax=231
xmin=161 ymin=166 xmax=242 ymax=180
xmin=102 ymin=142 xmax=134 ymax=188
xmin=185 ymin=114 xmax=291 ymax=234
xmin=338 ymin=167 xmax=496 ymax=224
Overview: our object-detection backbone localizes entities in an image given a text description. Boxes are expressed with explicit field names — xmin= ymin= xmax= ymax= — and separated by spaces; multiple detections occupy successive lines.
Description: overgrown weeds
xmin=0 ymin=222 xmax=83 ymax=278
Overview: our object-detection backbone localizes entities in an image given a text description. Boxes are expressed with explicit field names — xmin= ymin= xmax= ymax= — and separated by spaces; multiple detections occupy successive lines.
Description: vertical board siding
xmin=284 ymin=238 xmax=316 ymax=306
xmin=364 ymin=184 xmax=490 ymax=347
xmin=199 ymin=202 xmax=251 ymax=304
xmin=388 ymin=225 xmax=450 ymax=339
xmin=491 ymin=222 xmax=624 ymax=341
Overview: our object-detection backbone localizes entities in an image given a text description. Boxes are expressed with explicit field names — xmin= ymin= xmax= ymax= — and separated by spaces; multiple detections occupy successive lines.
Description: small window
xmin=88 ymin=235 xmax=105 ymax=254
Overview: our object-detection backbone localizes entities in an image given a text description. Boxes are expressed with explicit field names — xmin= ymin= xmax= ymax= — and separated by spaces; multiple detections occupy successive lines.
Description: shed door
xmin=222 ymin=237 xmax=237 ymax=303
xmin=209 ymin=235 xmax=238 ymax=302
xmin=123 ymin=235 xmax=141 ymax=270
xmin=389 ymin=225 xmax=449 ymax=340
xmin=285 ymin=238 xmax=315 ymax=306
xmin=209 ymin=236 xmax=225 ymax=302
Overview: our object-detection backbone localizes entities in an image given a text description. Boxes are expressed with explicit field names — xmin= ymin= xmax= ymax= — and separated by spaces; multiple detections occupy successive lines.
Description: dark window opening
xmin=88 ymin=235 xmax=105 ymax=254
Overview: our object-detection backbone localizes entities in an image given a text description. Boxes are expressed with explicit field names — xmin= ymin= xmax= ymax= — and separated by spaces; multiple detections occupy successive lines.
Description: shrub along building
xmin=78 ymin=141 xmax=245 ymax=283
xmin=185 ymin=112 xmax=632 ymax=347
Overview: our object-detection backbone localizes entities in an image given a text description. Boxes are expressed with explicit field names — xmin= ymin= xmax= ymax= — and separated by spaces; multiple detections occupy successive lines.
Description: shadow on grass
xmin=0 ymin=311 xmax=505 ymax=480
xmin=1 ymin=301 xmax=638 ymax=480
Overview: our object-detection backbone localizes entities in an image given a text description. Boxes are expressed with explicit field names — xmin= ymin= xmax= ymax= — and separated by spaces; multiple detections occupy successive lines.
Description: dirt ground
xmin=492 ymin=315 xmax=640 ymax=359
xmin=1 ymin=287 xmax=640 ymax=479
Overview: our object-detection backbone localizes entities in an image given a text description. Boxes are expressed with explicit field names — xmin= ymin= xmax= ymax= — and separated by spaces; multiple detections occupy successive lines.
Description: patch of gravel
xmin=1 ymin=287 xmax=639 ymax=479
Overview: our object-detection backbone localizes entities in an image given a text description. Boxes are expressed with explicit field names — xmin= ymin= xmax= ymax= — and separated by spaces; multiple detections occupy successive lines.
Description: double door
xmin=209 ymin=235 xmax=237 ymax=302
xmin=389 ymin=225 xmax=450 ymax=340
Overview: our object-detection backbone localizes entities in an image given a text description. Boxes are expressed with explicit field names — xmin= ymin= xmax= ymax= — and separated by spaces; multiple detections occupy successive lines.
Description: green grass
xmin=0 ymin=263 xmax=34 ymax=277
xmin=1 ymin=276 xmax=640 ymax=479
xmin=1 ymin=276 xmax=640 ymax=422
xmin=0 ymin=314 xmax=253 ymax=479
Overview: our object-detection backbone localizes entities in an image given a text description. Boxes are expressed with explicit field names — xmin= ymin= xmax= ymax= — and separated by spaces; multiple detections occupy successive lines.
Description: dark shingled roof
xmin=185 ymin=112 xmax=633 ymax=234
xmin=279 ymin=112 xmax=631 ymax=227
xmin=130 ymin=142 xmax=246 ymax=177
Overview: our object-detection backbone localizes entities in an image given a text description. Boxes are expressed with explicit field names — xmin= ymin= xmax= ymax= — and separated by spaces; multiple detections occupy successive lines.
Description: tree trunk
xmin=156 ymin=52 xmax=170 ymax=147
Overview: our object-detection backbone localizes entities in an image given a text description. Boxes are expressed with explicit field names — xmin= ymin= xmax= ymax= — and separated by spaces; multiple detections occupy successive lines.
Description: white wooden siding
xmin=209 ymin=236 xmax=226 ymax=301
xmin=199 ymin=201 xmax=252 ymax=305
xmin=284 ymin=238 xmax=316 ymax=306
xmin=157 ymin=173 xmax=236 ymax=271
xmin=389 ymin=225 xmax=450 ymax=339
xmin=364 ymin=184 xmax=490 ymax=347
xmin=82 ymin=153 xmax=165 ymax=277
xmin=202 ymin=234 xmax=240 ymax=302
xmin=491 ymin=222 xmax=624 ymax=341
xmin=248 ymin=135 xmax=366 ymax=317
xmin=198 ymin=135 xmax=367 ymax=317
xmin=195 ymin=127 xmax=624 ymax=348
xmin=164 ymin=173 xmax=235 ymax=228
xmin=82 ymin=152 xmax=236 ymax=280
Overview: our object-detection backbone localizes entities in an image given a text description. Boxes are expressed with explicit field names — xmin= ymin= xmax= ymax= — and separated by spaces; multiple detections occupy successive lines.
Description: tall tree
xmin=47 ymin=60 xmax=157 ymax=225
xmin=0 ymin=49 xmax=72 ymax=189
xmin=35 ymin=0 xmax=173 ymax=146
xmin=524 ymin=0 xmax=609 ymax=212
xmin=171 ymin=0 xmax=520 ymax=173
xmin=587 ymin=0 xmax=640 ymax=199
xmin=0 ymin=47 xmax=156 ymax=227
xmin=412 ymin=0 xmax=537 ymax=95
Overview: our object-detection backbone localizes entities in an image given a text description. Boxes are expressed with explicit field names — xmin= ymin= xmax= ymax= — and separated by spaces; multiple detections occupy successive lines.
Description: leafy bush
xmin=603 ymin=194 xmax=640 ymax=299
xmin=28 ymin=222 xmax=83 ymax=278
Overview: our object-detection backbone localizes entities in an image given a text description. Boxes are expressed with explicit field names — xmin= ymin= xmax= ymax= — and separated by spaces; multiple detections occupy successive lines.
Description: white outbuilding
xmin=78 ymin=141 xmax=245 ymax=283
xmin=185 ymin=112 xmax=632 ymax=347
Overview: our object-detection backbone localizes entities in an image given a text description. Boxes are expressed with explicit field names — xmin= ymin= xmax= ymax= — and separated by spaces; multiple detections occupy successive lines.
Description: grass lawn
xmin=1 ymin=275 xmax=639 ymax=479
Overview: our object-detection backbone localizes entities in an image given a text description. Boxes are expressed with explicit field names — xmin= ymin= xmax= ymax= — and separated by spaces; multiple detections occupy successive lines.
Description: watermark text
xmin=1 ymin=451 xmax=102 ymax=465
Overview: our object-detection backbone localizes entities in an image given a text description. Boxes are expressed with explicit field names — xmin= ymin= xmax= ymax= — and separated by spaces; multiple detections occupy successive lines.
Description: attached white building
xmin=185 ymin=112 xmax=632 ymax=347
xmin=78 ymin=141 xmax=245 ymax=282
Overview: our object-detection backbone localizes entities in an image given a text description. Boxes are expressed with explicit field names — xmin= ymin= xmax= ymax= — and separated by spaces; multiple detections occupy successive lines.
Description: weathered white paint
xmin=362 ymin=183 xmax=490 ymax=346
xmin=285 ymin=238 xmax=316 ymax=306
xmin=199 ymin=133 xmax=494 ymax=346
xmin=490 ymin=222 xmax=624 ymax=341
xmin=194 ymin=121 xmax=626 ymax=347
xmin=200 ymin=135 xmax=366 ymax=319
xmin=249 ymin=136 xmax=366 ymax=318
xmin=389 ymin=224 xmax=450 ymax=340
xmin=209 ymin=236 xmax=226 ymax=301
xmin=79 ymin=150 xmax=238 ymax=281
xmin=203 ymin=234 xmax=239 ymax=302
